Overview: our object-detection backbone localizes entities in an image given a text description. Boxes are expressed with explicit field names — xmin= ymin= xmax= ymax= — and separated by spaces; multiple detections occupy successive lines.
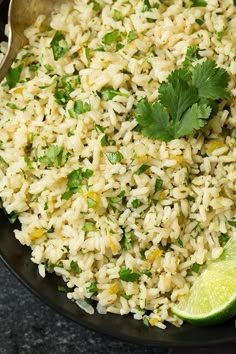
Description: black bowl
xmin=1 ymin=2 xmax=236 ymax=347
xmin=1 ymin=209 xmax=236 ymax=347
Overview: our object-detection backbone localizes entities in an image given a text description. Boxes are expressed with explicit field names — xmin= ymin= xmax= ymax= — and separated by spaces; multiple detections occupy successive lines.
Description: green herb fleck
xmin=70 ymin=260 xmax=82 ymax=274
xmin=105 ymin=151 xmax=123 ymax=165
xmin=6 ymin=63 xmax=24 ymax=89
xmin=50 ymin=31 xmax=68 ymax=61
xmin=87 ymin=282 xmax=98 ymax=295
xmin=191 ymin=262 xmax=201 ymax=273
xmin=127 ymin=31 xmax=138 ymax=43
xmin=154 ymin=178 xmax=163 ymax=193
xmin=39 ymin=145 xmax=63 ymax=167
xmin=113 ymin=9 xmax=122 ymax=21
xmin=135 ymin=164 xmax=150 ymax=175
xmin=103 ymin=30 xmax=122 ymax=45
xmin=142 ymin=269 xmax=152 ymax=278
xmin=120 ymin=231 xmax=132 ymax=251
xmin=99 ymin=87 xmax=128 ymax=101
xmin=218 ymin=234 xmax=230 ymax=247
xmin=119 ymin=267 xmax=140 ymax=282
xmin=228 ymin=220 xmax=236 ymax=228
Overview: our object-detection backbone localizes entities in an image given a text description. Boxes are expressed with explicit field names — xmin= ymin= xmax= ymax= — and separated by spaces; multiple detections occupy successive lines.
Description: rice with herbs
xmin=0 ymin=0 xmax=236 ymax=328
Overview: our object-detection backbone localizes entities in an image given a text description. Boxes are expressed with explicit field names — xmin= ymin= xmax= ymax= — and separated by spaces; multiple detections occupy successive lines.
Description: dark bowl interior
xmin=1 ymin=1 xmax=236 ymax=346
xmin=1 ymin=210 xmax=236 ymax=347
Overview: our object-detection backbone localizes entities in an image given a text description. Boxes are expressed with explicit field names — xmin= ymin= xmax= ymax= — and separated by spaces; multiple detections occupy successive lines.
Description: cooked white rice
xmin=0 ymin=0 xmax=236 ymax=328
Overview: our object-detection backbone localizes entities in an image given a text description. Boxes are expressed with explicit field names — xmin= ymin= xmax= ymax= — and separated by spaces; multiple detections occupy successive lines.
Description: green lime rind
xmin=173 ymin=235 xmax=236 ymax=325
xmin=173 ymin=294 xmax=236 ymax=326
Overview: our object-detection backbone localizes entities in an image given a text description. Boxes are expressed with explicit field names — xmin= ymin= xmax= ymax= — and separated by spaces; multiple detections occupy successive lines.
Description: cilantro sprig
xmin=135 ymin=59 xmax=230 ymax=142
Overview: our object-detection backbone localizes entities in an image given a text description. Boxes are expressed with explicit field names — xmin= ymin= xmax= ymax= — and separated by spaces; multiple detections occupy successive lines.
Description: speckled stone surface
xmin=1 ymin=262 xmax=236 ymax=354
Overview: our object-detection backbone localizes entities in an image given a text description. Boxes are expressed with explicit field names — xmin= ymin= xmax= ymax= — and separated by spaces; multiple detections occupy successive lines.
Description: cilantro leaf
xmin=99 ymin=87 xmax=128 ymax=101
xmin=70 ymin=260 xmax=82 ymax=274
xmin=127 ymin=31 xmax=138 ymax=43
xmin=154 ymin=178 xmax=163 ymax=193
xmin=103 ymin=30 xmax=122 ymax=45
xmin=135 ymin=99 xmax=173 ymax=142
xmin=120 ymin=231 xmax=132 ymax=251
xmin=119 ymin=267 xmax=140 ymax=282
xmin=69 ymin=100 xmax=91 ymax=118
xmin=192 ymin=60 xmax=230 ymax=100
xmin=190 ymin=0 xmax=207 ymax=6
xmin=50 ymin=31 xmax=68 ymax=61
xmin=183 ymin=46 xmax=202 ymax=68
xmin=62 ymin=168 xmax=83 ymax=200
xmin=39 ymin=145 xmax=63 ymax=167
xmin=87 ymin=282 xmax=98 ymax=295
xmin=135 ymin=60 xmax=230 ymax=142
xmin=105 ymin=151 xmax=123 ymax=164
xmin=174 ymin=103 xmax=211 ymax=138
xmin=228 ymin=220 xmax=236 ymax=228
xmin=6 ymin=63 xmax=24 ymax=89
xmin=135 ymin=164 xmax=150 ymax=175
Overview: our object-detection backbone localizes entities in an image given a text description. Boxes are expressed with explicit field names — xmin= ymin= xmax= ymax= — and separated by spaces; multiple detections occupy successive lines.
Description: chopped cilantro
xmin=154 ymin=178 xmax=163 ymax=193
xmin=191 ymin=262 xmax=201 ymax=273
xmin=119 ymin=267 xmax=140 ymax=282
xmin=6 ymin=63 xmax=24 ymax=89
xmin=82 ymin=222 xmax=95 ymax=232
xmin=115 ymin=43 xmax=125 ymax=51
xmin=120 ymin=293 xmax=132 ymax=300
xmin=70 ymin=260 xmax=82 ymax=274
xmin=6 ymin=103 xmax=26 ymax=111
xmin=100 ymin=134 xmax=110 ymax=146
xmin=99 ymin=87 xmax=128 ymax=101
xmin=61 ymin=168 xmax=84 ymax=200
xmin=228 ymin=220 xmax=236 ymax=228
xmin=57 ymin=285 xmax=67 ymax=293
xmin=50 ymin=31 xmax=68 ymax=61
xmin=143 ymin=316 xmax=150 ymax=327
xmin=135 ymin=60 xmax=230 ymax=142
xmin=0 ymin=156 xmax=9 ymax=167
xmin=87 ymin=282 xmax=98 ymax=295
xmin=108 ymin=190 xmax=125 ymax=204
xmin=95 ymin=124 xmax=105 ymax=133
xmin=84 ymin=46 xmax=91 ymax=67
xmin=69 ymin=100 xmax=91 ymax=118
xmin=190 ymin=0 xmax=207 ymax=6
xmin=142 ymin=269 xmax=152 ymax=278
xmin=127 ymin=31 xmax=138 ymax=43
xmin=92 ymin=1 xmax=101 ymax=11
xmin=218 ymin=234 xmax=230 ymax=247
xmin=120 ymin=231 xmax=132 ymax=251
xmin=103 ymin=30 xmax=122 ymax=45
xmin=135 ymin=164 xmax=150 ymax=175
xmin=196 ymin=17 xmax=204 ymax=25
xmin=87 ymin=197 xmax=97 ymax=208
xmin=177 ymin=238 xmax=183 ymax=248
xmin=82 ymin=169 xmax=93 ymax=179
xmin=44 ymin=64 xmax=54 ymax=74
xmin=105 ymin=151 xmax=123 ymax=164
xmin=113 ymin=9 xmax=122 ymax=21
xmin=183 ymin=46 xmax=202 ymax=68
xmin=39 ymin=145 xmax=63 ymax=167
xmin=216 ymin=31 xmax=224 ymax=42
xmin=131 ymin=199 xmax=141 ymax=208
xmin=186 ymin=194 xmax=195 ymax=202
xmin=29 ymin=62 xmax=40 ymax=72
xmin=7 ymin=211 xmax=19 ymax=224
xmin=140 ymin=250 xmax=146 ymax=259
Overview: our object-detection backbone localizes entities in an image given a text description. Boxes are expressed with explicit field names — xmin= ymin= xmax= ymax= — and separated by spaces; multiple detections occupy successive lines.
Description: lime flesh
xmin=173 ymin=236 xmax=236 ymax=325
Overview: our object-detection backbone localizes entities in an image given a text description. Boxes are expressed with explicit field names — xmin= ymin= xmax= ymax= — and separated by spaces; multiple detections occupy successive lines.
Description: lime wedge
xmin=173 ymin=235 xmax=236 ymax=325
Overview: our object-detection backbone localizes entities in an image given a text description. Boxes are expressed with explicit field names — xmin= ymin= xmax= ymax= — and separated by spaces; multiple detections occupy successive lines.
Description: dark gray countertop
xmin=0 ymin=262 xmax=235 ymax=354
